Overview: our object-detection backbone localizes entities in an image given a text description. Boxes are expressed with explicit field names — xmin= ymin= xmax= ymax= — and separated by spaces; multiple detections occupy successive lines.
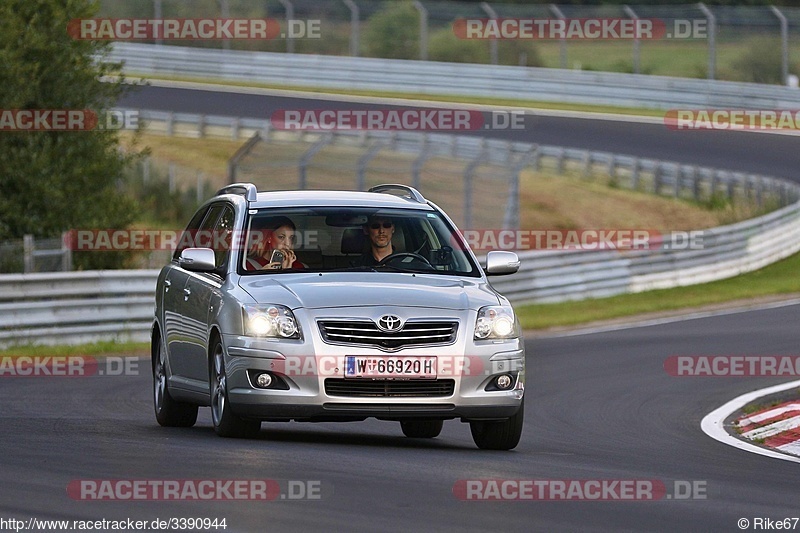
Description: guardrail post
xmin=623 ymin=5 xmax=640 ymax=75
xmin=197 ymin=114 xmax=206 ymax=138
xmin=480 ymin=2 xmax=499 ymax=65
xmin=412 ymin=1 xmax=429 ymax=61
xmin=278 ymin=0 xmax=295 ymax=54
xmin=770 ymin=6 xmax=789 ymax=85
xmin=343 ymin=0 xmax=360 ymax=57
xmin=556 ymin=148 xmax=566 ymax=174
xmin=549 ymin=4 xmax=567 ymax=69
xmin=168 ymin=163 xmax=176 ymax=193
xmin=231 ymin=118 xmax=240 ymax=141
xmin=166 ymin=112 xmax=174 ymax=136
xmin=60 ymin=231 xmax=72 ymax=272
xmin=607 ymin=154 xmax=616 ymax=183
xmin=582 ymin=151 xmax=592 ymax=178
xmin=691 ymin=167 xmax=700 ymax=201
xmin=653 ymin=162 xmax=662 ymax=195
xmin=631 ymin=158 xmax=640 ymax=190
xmin=697 ymin=3 xmax=716 ymax=80
xmin=673 ymin=165 xmax=681 ymax=197
xmin=23 ymin=235 xmax=33 ymax=274
xmin=299 ymin=133 xmax=333 ymax=189
xmin=197 ymin=172 xmax=204 ymax=205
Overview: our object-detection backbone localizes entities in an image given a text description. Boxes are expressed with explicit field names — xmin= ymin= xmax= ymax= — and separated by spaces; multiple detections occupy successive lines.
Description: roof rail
xmin=216 ymin=183 xmax=258 ymax=202
xmin=368 ymin=184 xmax=427 ymax=204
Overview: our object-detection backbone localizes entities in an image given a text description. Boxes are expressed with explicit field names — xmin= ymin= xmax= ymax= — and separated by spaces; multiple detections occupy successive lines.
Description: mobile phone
xmin=269 ymin=249 xmax=285 ymax=265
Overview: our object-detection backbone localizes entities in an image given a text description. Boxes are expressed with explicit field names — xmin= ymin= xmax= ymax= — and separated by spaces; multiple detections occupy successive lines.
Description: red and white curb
xmin=736 ymin=402 xmax=800 ymax=455
xmin=701 ymin=379 xmax=800 ymax=464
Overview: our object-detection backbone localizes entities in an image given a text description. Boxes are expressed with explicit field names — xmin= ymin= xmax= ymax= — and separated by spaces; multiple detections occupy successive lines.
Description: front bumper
xmin=220 ymin=322 xmax=525 ymax=422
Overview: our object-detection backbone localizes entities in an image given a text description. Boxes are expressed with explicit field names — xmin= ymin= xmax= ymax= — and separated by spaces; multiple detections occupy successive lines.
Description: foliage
xmin=0 ymin=0 xmax=144 ymax=269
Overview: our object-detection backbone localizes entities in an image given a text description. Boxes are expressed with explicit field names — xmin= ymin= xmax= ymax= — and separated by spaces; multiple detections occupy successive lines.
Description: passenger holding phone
xmin=246 ymin=216 xmax=304 ymax=270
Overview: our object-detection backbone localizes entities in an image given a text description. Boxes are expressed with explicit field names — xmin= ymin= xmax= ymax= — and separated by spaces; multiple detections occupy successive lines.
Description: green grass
xmin=0 ymin=341 xmax=149 ymax=357
xmin=518 ymin=250 xmax=800 ymax=330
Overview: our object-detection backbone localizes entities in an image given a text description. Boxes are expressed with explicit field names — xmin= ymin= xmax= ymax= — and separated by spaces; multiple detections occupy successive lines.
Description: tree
xmin=363 ymin=2 xmax=419 ymax=60
xmin=0 ymin=0 xmax=142 ymax=268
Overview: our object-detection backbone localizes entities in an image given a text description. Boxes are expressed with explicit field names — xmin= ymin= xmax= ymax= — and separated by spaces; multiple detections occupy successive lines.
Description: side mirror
xmin=179 ymin=247 xmax=217 ymax=273
xmin=484 ymin=251 xmax=520 ymax=276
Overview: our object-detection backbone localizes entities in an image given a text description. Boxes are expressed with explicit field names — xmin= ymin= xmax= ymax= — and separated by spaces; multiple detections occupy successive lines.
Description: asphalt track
xmin=120 ymin=85 xmax=800 ymax=179
xmin=2 ymin=86 xmax=793 ymax=531
xmin=2 ymin=304 xmax=800 ymax=532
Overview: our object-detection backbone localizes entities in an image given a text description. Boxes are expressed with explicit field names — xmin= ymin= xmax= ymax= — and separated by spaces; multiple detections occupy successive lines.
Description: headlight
xmin=243 ymin=304 xmax=300 ymax=339
xmin=474 ymin=306 xmax=518 ymax=340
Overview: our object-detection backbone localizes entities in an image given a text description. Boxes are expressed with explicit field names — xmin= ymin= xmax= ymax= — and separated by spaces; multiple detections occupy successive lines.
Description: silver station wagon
xmin=151 ymin=183 xmax=525 ymax=450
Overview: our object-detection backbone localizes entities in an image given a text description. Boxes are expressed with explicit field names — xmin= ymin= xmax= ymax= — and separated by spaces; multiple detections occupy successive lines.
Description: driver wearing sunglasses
xmin=355 ymin=216 xmax=395 ymax=266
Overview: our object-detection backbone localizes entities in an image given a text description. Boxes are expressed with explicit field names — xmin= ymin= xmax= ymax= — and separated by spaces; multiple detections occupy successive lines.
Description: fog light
xmin=495 ymin=374 xmax=513 ymax=390
xmin=255 ymin=372 xmax=273 ymax=388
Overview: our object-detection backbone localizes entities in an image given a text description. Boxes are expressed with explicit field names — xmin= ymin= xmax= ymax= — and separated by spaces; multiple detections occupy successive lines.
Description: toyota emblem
xmin=377 ymin=314 xmax=403 ymax=332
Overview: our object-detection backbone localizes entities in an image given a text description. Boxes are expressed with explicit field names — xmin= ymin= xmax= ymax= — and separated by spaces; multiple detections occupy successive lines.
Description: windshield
xmin=238 ymin=207 xmax=479 ymax=277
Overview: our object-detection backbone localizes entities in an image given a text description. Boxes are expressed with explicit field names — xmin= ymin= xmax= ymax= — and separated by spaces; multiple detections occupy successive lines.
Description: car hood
xmin=238 ymin=272 xmax=500 ymax=310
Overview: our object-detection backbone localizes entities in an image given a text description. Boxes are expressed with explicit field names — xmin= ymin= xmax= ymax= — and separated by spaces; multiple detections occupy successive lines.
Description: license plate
xmin=344 ymin=356 xmax=437 ymax=379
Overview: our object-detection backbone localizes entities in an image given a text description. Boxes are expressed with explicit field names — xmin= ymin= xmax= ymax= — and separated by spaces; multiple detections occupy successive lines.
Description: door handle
xmin=164 ymin=279 xmax=171 ymax=292
xmin=183 ymin=287 xmax=191 ymax=300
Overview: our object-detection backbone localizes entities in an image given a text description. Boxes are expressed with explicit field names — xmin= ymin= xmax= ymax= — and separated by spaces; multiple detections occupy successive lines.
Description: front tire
xmin=469 ymin=399 xmax=524 ymax=450
xmin=153 ymin=336 xmax=198 ymax=427
xmin=210 ymin=340 xmax=260 ymax=438
xmin=401 ymin=419 xmax=444 ymax=438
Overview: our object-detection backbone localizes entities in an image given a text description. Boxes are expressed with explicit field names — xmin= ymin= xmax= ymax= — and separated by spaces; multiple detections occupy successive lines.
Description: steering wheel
xmin=377 ymin=252 xmax=435 ymax=269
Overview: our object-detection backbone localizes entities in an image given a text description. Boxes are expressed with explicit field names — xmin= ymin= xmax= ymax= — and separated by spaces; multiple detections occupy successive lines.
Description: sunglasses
xmin=369 ymin=222 xmax=393 ymax=229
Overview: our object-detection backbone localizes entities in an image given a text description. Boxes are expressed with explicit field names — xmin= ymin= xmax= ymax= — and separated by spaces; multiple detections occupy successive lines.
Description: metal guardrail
xmin=109 ymin=43 xmax=800 ymax=110
xmin=0 ymin=270 xmax=158 ymax=347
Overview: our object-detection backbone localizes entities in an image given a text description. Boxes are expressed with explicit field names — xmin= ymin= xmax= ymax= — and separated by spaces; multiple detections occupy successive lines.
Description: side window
xmin=173 ymin=206 xmax=212 ymax=261
xmin=213 ymin=206 xmax=235 ymax=269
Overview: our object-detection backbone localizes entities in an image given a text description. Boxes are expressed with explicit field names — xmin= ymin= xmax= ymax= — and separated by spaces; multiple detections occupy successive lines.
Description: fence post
xmin=153 ymin=0 xmax=162 ymax=46
xmin=463 ymin=139 xmax=488 ymax=229
xmin=357 ymin=141 xmax=387 ymax=191
xmin=697 ymin=3 xmax=716 ymax=80
xmin=299 ymin=133 xmax=333 ymax=189
xmin=549 ymin=4 xmax=567 ymax=69
xmin=61 ymin=231 xmax=72 ymax=272
xmin=480 ymin=2 xmax=499 ymax=65
xmin=412 ymin=1 xmax=429 ymax=61
xmin=23 ymin=235 xmax=33 ymax=274
xmin=770 ymin=6 xmax=789 ymax=85
xmin=623 ymin=5 xmax=640 ymax=75
xmin=278 ymin=0 xmax=295 ymax=54
xmin=343 ymin=0 xmax=360 ymax=57
xmin=168 ymin=163 xmax=176 ymax=193
xmin=503 ymin=145 xmax=536 ymax=230
xmin=218 ymin=0 xmax=231 ymax=50
xmin=412 ymin=134 xmax=431 ymax=190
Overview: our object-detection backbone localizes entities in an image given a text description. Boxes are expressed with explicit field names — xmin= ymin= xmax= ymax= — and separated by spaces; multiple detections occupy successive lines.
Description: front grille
xmin=325 ymin=379 xmax=455 ymax=398
xmin=318 ymin=320 xmax=457 ymax=350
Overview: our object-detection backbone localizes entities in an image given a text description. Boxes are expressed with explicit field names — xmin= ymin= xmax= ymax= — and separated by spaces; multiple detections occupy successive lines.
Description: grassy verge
xmin=517 ymin=250 xmax=800 ymax=330
xmin=0 ymin=341 xmax=149 ymax=357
